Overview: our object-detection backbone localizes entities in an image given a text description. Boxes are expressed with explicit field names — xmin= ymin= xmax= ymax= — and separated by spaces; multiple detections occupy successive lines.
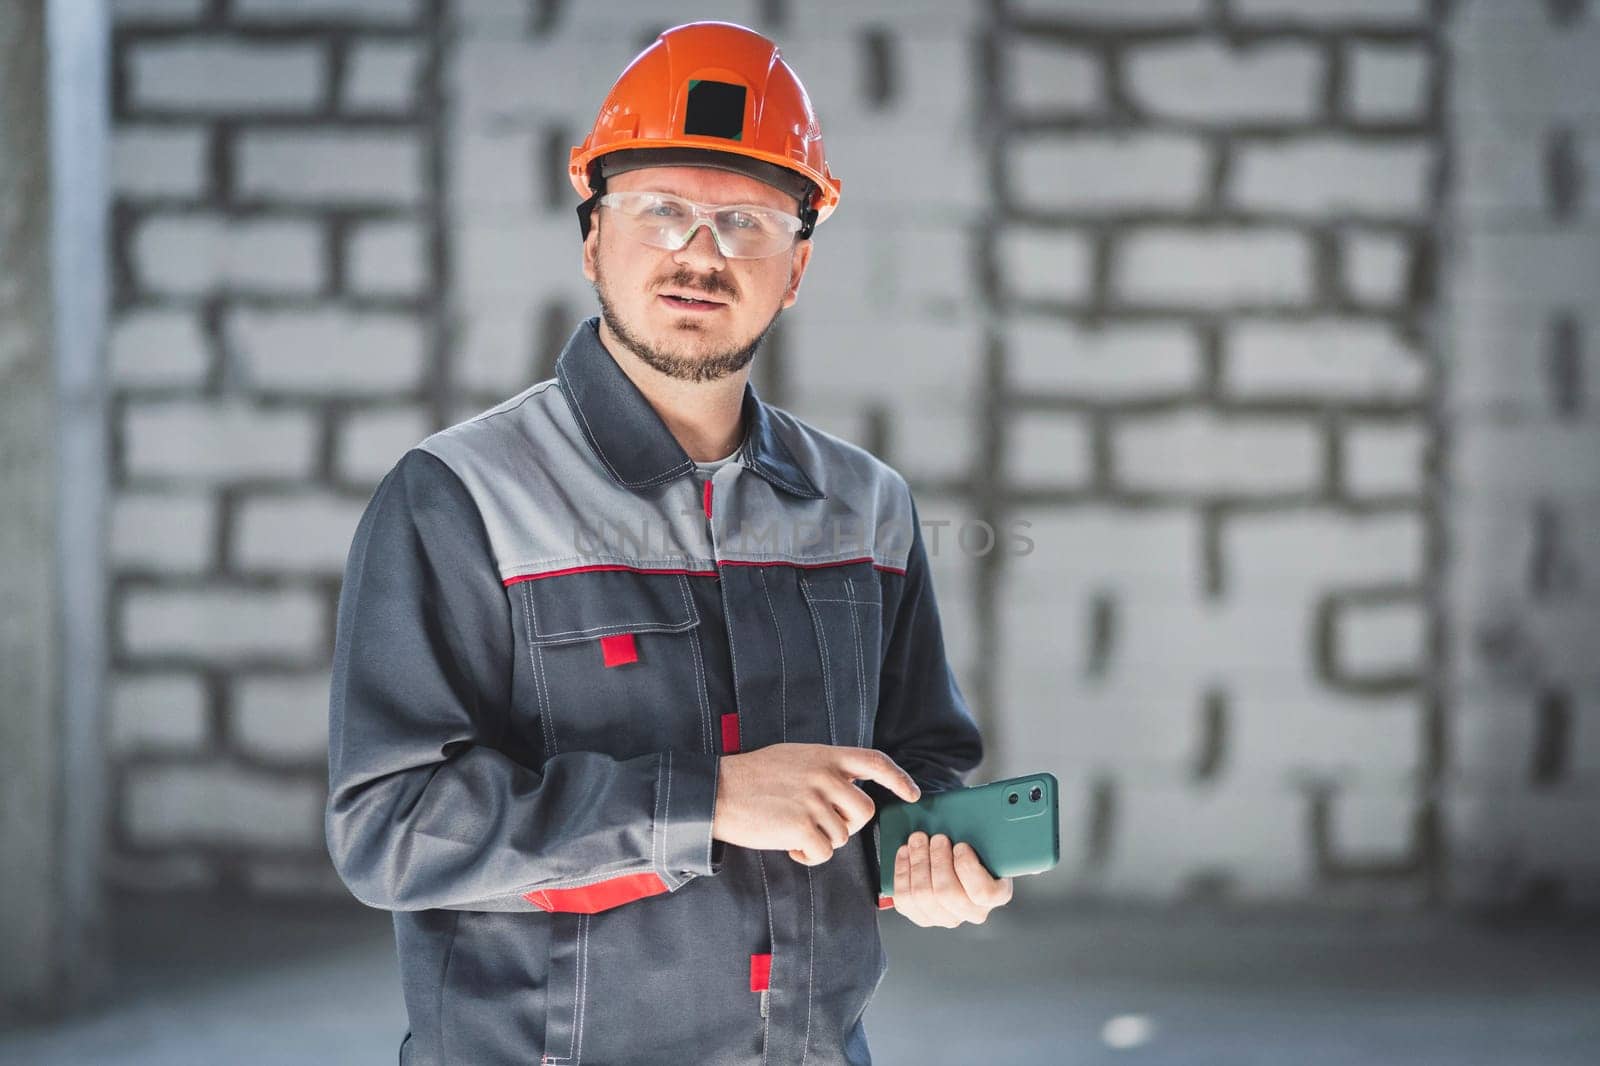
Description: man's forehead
xmin=607 ymin=164 xmax=794 ymax=208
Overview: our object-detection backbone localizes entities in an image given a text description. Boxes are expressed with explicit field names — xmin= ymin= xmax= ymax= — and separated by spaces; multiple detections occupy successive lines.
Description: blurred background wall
xmin=87 ymin=0 xmax=1599 ymax=920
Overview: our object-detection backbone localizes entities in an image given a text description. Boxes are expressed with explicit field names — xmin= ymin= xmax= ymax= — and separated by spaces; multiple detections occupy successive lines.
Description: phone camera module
xmin=1007 ymin=792 xmax=1019 ymax=805
xmin=1028 ymin=786 xmax=1043 ymax=802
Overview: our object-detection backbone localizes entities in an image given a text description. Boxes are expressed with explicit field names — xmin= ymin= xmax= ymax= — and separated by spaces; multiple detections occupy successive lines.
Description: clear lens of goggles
xmin=597 ymin=191 xmax=803 ymax=259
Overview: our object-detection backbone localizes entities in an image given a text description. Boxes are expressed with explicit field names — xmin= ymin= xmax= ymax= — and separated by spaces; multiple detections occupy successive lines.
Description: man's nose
xmin=672 ymin=220 xmax=728 ymax=270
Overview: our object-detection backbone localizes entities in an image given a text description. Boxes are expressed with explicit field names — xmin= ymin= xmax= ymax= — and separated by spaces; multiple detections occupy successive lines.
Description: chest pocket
xmin=515 ymin=569 xmax=714 ymax=760
xmin=798 ymin=562 xmax=886 ymax=749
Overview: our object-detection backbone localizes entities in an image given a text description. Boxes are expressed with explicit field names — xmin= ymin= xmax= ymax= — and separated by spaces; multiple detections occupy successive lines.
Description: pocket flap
xmin=518 ymin=569 xmax=700 ymax=646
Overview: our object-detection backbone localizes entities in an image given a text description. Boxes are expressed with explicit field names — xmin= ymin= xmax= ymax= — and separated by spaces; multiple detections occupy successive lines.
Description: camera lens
xmin=1007 ymin=792 xmax=1019 ymax=805
xmin=1029 ymin=786 xmax=1042 ymax=802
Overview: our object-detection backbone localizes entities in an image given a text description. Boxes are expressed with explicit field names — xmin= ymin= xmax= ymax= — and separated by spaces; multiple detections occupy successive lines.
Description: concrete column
xmin=0 ymin=0 xmax=109 ymax=1018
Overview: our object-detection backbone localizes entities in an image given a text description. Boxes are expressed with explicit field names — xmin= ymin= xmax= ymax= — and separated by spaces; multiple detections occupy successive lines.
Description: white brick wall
xmin=132 ymin=215 xmax=324 ymax=296
xmin=1225 ymin=319 xmax=1427 ymax=400
xmin=1344 ymin=43 xmax=1432 ymax=122
xmin=343 ymin=40 xmax=422 ymax=112
xmin=1007 ymin=319 xmax=1202 ymax=397
xmin=347 ymin=219 xmax=427 ymax=296
xmin=111 ymin=491 xmax=217 ymax=572
xmin=227 ymin=308 xmax=427 ymax=394
xmin=233 ymin=493 xmax=367 ymax=573
xmin=234 ymin=673 xmax=335 ymax=761
xmin=1231 ymin=139 xmax=1435 ymax=216
xmin=100 ymin=0 xmax=1595 ymax=908
xmin=235 ymin=130 xmax=423 ymax=205
xmin=1124 ymin=41 xmax=1322 ymax=123
xmin=122 ymin=587 xmax=326 ymax=661
xmin=1114 ymin=228 xmax=1314 ymax=307
xmin=112 ymin=125 xmax=208 ymax=197
xmin=1113 ymin=413 xmax=1320 ymax=496
xmin=128 ymin=40 xmax=326 ymax=113
xmin=110 ymin=673 xmax=209 ymax=753
xmin=123 ymin=402 xmax=318 ymax=482
xmin=109 ymin=309 xmax=209 ymax=386
xmin=1010 ymin=134 xmax=1208 ymax=211
xmin=106 ymin=0 xmax=442 ymax=897
xmin=125 ymin=765 xmax=322 ymax=848
xmin=996 ymin=228 xmax=1094 ymax=304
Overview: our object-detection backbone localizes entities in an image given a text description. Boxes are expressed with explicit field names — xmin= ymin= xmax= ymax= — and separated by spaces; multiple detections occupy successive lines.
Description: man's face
xmin=582 ymin=164 xmax=813 ymax=383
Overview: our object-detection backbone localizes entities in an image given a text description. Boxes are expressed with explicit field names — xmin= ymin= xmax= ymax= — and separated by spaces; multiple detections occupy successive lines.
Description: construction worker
xmin=326 ymin=20 xmax=1010 ymax=1065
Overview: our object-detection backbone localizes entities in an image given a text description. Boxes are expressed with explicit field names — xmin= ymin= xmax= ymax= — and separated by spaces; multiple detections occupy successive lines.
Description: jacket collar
xmin=554 ymin=316 xmax=825 ymax=500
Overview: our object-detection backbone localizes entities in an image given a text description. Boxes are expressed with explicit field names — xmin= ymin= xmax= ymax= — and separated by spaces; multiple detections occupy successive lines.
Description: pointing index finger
xmin=845 ymin=748 xmax=920 ymax=804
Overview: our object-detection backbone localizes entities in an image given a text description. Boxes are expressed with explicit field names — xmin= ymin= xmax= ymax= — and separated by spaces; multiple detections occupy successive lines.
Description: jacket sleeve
xmin=325 ymin=447 xmax=721 ymax=914
xmin=870 ymin=492 xmax=985 ymax=801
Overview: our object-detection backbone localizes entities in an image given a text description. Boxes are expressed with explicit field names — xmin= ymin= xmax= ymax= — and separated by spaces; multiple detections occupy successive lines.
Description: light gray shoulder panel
xmin=417 ymin=381 xmax=915 ymax=580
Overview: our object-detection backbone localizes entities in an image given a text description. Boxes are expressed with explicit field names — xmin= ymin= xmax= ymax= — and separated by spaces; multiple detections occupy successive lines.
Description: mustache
xmin=658 ymin=270 xmax=736 ymax=300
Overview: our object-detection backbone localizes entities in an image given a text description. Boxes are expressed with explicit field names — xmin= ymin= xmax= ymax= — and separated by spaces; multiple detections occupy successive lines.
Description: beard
xmin=592 ymin=260 xmax=784 ymax=384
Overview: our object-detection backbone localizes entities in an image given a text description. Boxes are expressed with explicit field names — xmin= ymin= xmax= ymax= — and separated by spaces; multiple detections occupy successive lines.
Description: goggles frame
xmin=591 ymin=190 xmax=807 ymax=259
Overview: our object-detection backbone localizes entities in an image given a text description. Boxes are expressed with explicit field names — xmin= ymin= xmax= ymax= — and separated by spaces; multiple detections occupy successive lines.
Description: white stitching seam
xmin=801 ymin=579 xmax=838 ymax=745
xmin=756 ymin=568 xmax=789 ymax=744
xmin=556 ymin=370 xmax=693 ymax=490
xmin=529 ymin=617 xmax=696 ymax=643
xmin=675 ymin=574 xmax=714 ymax=756
xmin=756 ymin=852 xmax=775 ymax=1066
xmin=845 ymin=578 xmax=867 ymax=749
xmin=574 ymin=913 xmax=588 ymax=1065
xmin=662 ymin=750 xmax=679 ymax=890
xmin=523 ymin=585 xmax=557 ymax=756
xmin=652 ymin=753 xmax=664 ymax=891
xmin=802 ymin=866 xmax=814 ymax=1066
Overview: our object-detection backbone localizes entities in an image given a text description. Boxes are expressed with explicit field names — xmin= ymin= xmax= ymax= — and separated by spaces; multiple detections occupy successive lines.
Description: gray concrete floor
xmin=2 ymin=893 xmax=1598 ymax=1065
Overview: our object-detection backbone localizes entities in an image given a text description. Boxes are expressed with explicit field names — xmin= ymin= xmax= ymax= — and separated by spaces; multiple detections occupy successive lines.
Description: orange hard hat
xmin=569 ymin=21 xmax=842 ymax=241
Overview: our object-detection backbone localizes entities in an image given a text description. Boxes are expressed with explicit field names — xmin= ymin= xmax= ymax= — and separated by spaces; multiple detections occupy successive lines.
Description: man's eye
xmin=726 ymin=212 xmax=766 ymax=231
xmin=645 ymin=201 xmax=688 ymax=219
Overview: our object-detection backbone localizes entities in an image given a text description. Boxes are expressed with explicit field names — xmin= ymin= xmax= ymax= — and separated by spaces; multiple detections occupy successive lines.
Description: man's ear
xmin=781 ymin=237 xmax=812 ymax=310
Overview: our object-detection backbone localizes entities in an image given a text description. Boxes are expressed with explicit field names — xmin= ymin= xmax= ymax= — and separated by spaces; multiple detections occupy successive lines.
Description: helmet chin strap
xmin=576 ymin=179 xmax=605 ymax=241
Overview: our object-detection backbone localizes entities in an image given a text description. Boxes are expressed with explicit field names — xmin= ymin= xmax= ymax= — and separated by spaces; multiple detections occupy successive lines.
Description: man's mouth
xmin=660 ymin=290 xmax=728 ymax=310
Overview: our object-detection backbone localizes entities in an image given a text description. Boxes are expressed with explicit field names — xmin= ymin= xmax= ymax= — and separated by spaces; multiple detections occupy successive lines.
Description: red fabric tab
xmin=749 ymin=953 xmax=772 ymax=992
xmin=703 ymin=479 xmax=713 ymax=519
xmin=720 ymin=713 xmax=741 ymax=754
xmin=877 ymin=895 xmax=894 ymax=910
xmin=599 ymin=632 xmax=638 ymax=667
xmin=524 ymin=871 xmax=669 ymax=914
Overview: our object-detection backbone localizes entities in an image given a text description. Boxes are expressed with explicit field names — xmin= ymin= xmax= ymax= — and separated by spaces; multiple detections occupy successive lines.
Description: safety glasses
xmin=596 ymin=190 xmax=804 ymax=260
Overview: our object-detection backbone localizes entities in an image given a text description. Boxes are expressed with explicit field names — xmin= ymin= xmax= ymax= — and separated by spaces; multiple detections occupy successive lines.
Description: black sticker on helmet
xmin=684 ymin=79 xmax=746 ymax=141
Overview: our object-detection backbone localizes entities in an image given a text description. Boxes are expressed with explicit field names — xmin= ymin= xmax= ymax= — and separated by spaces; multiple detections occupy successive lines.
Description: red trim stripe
xmin=720 ymin=556 xmax=906 ymax=575
xmin=503 ymin=557 xmax=906 ymax=585
xmin=877 ymin=894 xmax=895 ymax=910
xmin=703 ymin=480 xmax=713 ymax=519
xmin=749 ymin=953 xmax=772 ymax=992
xmin=720 ymin=713 xmax=741 ymax=754
xmin=505 ymin=563 xmax=718 ymax=586
xmin=524 ymin=871 xmax=669 ymax=914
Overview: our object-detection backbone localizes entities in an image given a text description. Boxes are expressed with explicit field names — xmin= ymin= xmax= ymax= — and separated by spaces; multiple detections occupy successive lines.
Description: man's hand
xmin=712 ymin=743 xmax=921 ymax=866
xmin=889 ymin=831 xmax=1013 ymax=927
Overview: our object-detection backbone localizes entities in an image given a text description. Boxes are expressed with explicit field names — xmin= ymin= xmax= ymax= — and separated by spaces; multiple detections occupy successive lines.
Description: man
xmin=326 ymin=20 xmax=1011 ymax=1066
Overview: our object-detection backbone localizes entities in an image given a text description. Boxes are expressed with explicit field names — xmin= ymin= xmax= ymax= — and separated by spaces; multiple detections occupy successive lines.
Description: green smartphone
xmin=875 ymin=772 xmax=1060 ymax=899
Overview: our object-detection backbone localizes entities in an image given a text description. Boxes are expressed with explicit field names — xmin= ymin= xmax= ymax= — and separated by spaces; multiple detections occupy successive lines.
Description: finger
xmin=798 ymin=825 xmax=832 ymax=866
xmin=909 ymin=832 xmax=960 ymax=928
xmin=808 ymin=802 xmax=850 ymax=849
xmin=952 ymin=842 xmax=1012 ymax=909
xmin=892 ymin=842 xmax=930 ymax=927
xmin=841 ymin=749 xmax=920 ymax=804
xmin=826 ymin=781 xmax=877 ymax=836
xmin=929 ymin=834 xmax=987 ymax=925
xmin=950 ymin=841 xmax=1002 ymax=907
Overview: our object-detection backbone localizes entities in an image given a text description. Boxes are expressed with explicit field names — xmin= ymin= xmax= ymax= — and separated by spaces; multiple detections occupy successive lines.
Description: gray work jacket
xmin=325 ymin=316 xmax=984 ymax=1065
